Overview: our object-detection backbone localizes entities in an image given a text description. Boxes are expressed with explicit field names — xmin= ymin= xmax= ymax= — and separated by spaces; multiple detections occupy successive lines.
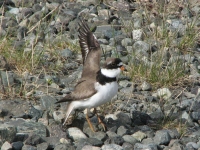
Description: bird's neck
xmin=96 ymin=70 xmax=116 ymax=85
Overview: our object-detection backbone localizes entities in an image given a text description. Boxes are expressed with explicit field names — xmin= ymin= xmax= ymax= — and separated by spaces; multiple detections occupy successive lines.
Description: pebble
xmin=67 ymin=127 xmax=87 ymax=141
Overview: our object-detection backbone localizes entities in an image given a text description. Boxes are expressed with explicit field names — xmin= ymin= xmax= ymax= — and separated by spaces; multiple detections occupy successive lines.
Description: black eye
xmin=111 ymin=63 xmax=115 ymax=66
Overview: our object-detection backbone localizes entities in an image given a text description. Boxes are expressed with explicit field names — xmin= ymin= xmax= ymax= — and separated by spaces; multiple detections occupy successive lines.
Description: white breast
xmin=74 ymin=82 xmax=118 ymax=109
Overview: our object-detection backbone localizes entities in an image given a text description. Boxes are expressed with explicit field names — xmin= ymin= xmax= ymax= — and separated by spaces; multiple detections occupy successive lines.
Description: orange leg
xmin=86 ymin=110 xmax=96 ymax=132
xmin=94 ymin=108 xmax=106 ymax=131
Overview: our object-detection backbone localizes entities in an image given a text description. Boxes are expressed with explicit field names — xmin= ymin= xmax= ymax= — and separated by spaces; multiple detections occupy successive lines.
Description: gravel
xmin=0 ymin=0 xmax=200 ymax=149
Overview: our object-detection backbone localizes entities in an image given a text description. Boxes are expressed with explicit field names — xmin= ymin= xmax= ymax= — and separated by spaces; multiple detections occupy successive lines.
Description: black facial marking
xmin=106 ymin=58 xmax=122 ymax=69
xmin=96 ymin=70 xmax=116 ymax=85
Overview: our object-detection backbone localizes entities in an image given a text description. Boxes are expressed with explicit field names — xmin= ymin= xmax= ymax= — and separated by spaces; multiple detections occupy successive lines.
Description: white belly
xmin=74 ymin=82 xmax=118 ymax=109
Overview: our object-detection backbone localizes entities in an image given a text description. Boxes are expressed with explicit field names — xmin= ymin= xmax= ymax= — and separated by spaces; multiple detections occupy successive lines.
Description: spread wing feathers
xmin=55 ymin=79 xmax=97 ymax=103
xmin=78 ymin=19 xmax=100 ymax=64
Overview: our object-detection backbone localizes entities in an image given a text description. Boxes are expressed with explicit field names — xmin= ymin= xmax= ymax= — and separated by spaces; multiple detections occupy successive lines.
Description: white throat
xmin=101 ymin=68 xmax=121 ymax=78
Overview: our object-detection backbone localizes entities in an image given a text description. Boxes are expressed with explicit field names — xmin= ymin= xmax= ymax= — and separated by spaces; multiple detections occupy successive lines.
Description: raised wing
xmin=78 ymin=19 xmax=102 ymax=79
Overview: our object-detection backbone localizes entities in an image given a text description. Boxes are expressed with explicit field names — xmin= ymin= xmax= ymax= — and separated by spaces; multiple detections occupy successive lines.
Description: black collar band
xmin=96 ymin=70 xmax=116 ymax=85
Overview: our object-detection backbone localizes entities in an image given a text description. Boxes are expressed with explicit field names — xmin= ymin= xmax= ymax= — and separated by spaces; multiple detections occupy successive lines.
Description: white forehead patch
xmin=117 ymin=62 xmax=123 ymax=66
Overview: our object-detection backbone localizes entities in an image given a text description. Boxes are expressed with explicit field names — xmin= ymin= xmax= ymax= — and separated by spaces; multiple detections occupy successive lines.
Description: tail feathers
xmin=63 ymin=102 xmax=75 ymax=125
xmin=55 ymin=96 xmax=73 ymax=104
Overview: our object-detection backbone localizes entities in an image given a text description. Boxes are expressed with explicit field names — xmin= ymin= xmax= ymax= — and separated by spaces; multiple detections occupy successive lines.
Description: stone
xmin=134 ymin=143 xmax=158 ymax=150
xmin=121 ymin=38 xmax=133 ymax=47
xmin=132 ymin=29 xmax=143 ymax=41
xmin=11 ymin=141 xmax=24 ymax=150
xmin=122 ymin=135 xmax=138 ymax=145
xmin=115 ymin=111 xmax=132 ymax=125
xmin=36 ymin=142 xmax=49 ymax=150
xmin=67 ymin=127 xmax=87 ymax=141
xmin=17 ymin=121 xmax=47 ymax=137
xmin=54 ymin=143 xmax=75 ymax=150
xmin=117 ymin=126 xmax=128 ymax=136
xmin=154 ymin=130 xmax=171 ymax=145
xmin=141 ymin=81 xmax=152 ymax=91
xmin=0 ymin=124 xmax=17 ymax=147
xmin=52 ymin=111 xmax=65 ymax=123
xmin=42 ymin=137 xmax=60 ymax=149
xmin=84 ymin=128 xmax=107 ymax=141
xmin=39 ymin=95 xmax=57 ymax=110
xmin=131 ymin=111 xmax=152 ymax=125
xmin=0 ymin=71 xmax=14 ymax=87
xmin=133 ymin=41 xmax=150 ymax=57
xmin=152 ymin=88 xmax=172 ymax=100
xmin=22 ymin=145 xmax=37 ymax=150
xmin=0 ymin=55 xmax=10 ymax=70
xmin=25 ymin=134 xmax=44 ymax=146
xmin=101 ymin=144 xmax=123 ymax=150
xmin=132 ymin=131 xmax=147 ymax=142
xmin=98 ymin=9 xmax=110 ymax=20
xmin=59 ymin=48 xmax=73 ymax=59
xmin=1 ymin=141 xmax=12 ymax=150
xmin=82 ymin=145 xmax=100 ymax=150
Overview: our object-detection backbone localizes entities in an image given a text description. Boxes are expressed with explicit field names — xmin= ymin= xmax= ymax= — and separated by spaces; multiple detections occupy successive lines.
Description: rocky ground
xmin=0 ymin=0 xmax=200 ymax=150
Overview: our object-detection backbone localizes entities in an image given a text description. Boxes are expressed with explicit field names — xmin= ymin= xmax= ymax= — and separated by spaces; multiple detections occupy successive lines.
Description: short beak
xmin=120 ymin=65 xmax=126 ymax=71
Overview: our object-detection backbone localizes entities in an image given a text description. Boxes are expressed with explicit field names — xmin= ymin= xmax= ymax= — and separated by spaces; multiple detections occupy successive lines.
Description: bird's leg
xmin=86 ymin=109 xmax=96 ymax=132
xmin=93 ymin=108 xmax=106 ymax=131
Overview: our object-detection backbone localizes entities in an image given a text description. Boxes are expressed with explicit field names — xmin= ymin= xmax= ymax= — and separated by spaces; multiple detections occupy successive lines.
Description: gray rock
xmin=181 ymin=111 xmax=194 ymax=126
xmin=149 ymin=111 xmax=165 ymax=120
xmin=98 ymin=9 xmax=110 ymax=20
xmin=122 ymin=135 xmax=138 ymax=145
xmin=40 ymin=95 xmax=57 ymax=110
xmin=85 ymin=138 xmax=103 ymax=147
xmin=67 ymin=127 xmax=87 ymax=141
xmin=101 ymin=144 xmax=123 ymax=150
xmin=84 ymin=128 xmax=107 ymax=141
xmin=106 ymin=136 xmax=124 ymax=146
xmin=142 ymin=138 xmax=154 ymax=144
xmin=17 ymin=121 xmax=47 ymax=137
xmin=152 ymin=88 xmax=172 ymax=100
xmin=42 ymin=137 xmax=60 ymax=149
xmin=0 ymin=55 xmax=10 ymax=70
xmin=117 ymin=126 xmax=128 ymax=136
xmin=36 ymin=142 xmax=49 ymax=150
xmin=76 ymin=0 xmax=100 ymax=7
xmin=132 ymin=131 xmax=147 ymax=142
xmin=82 ymin=145 xmax=100 ymax=150
xmin=54 ymin=143 xmax=75 ymax=150
xmin=0 ymin=27 xmax=7 ymax=37
xmin=0 ymin=124 xmax=17 ymax=147
xmin=32 ymin=4 xmax=43 ymax=12
xmin=122 ymin=142 xmax=134 ymax=150
xmin=186 ymin=142 xmax=199 ymax=149
xmin=134 ymin=143 xmax=158 ymax=150
xmin=132 ymin=29 xmax=143 ymax=41
xmin=191 ymin=112 xmax=200 ymax=121
xmin=59 ymin=48 xmax=73 ymax=59
xmin=17 ymin=26 xmax=28 ymax=40
xmin=141 ymin=81 xmax=152 ymax=91
xmin=9 ymin=8 xmax=20 ymax=15
xmin=115 ymin=111 xmax=131 ymax=125
xmin=25 ymin=134 xmax=44 ymax=146
xmin=1 ymin=141 xmax=12 ymax=150
xmin=52 ymin=111 xmax=65 ymax=123
xmin=0 ymin=71 xmax=14 ymax=87
xmin=154 ymin=130 xmax=171 ymax=145
xmin=167 ymin=129 xmax=180 ymax=139
xmin=121 ymin=38 xmax=133 ymax=47
xmin=131 ymin=111 xmax=152 ymax=125
xmin=133 ymin=41 xmax=150 ymax=57
xmin=11 ymin=141 xmax=24 ymax=150
xmin=22 ymin=145 xmax=37 ymax=150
